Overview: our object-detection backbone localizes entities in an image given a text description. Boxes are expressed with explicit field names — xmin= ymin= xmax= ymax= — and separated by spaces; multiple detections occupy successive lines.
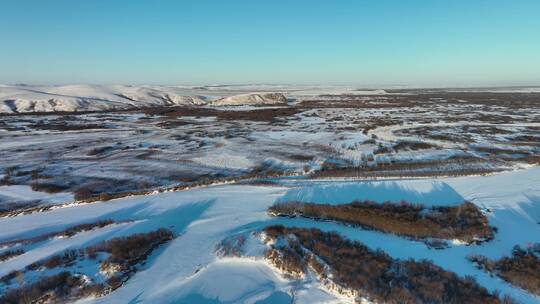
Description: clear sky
xmin=1 ymin=0 xmax=539 ymax=86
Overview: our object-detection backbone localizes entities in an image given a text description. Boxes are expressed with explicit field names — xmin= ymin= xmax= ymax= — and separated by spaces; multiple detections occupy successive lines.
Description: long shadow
xmin=176 ymin=294 xmax=221 ymax=304
xmin=97 ymin=201 xmax=152 ymax=222
xmin=1 ymin=199 xmax=215 ymax=280
xmin=1 ymin=199 xmax=214 ymax=258
xmin=0 ymin=201 xmax=151 ymax=243
xmin=120 ymin=199 xmax=215 ymax=236
xmin=175 ymin=290 xmax=291 ymax=304
xmin=276 ymin=180 xmax=464 ymax=206
xmin=126 ymin=199 xmax=215 ymax=271
xmin=521 ymin=194 xmax=540 ymax=224
xmin=477 ymin=196 xmax=540 ymax=259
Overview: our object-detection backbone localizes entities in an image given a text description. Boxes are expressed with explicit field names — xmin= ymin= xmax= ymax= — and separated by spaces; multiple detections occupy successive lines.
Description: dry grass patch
xmin=268 ymin=201 xmax=494 ymax=243
xmin=264 ymin=226 xmax=507 ymax=304
xmin=469 ymin=244 xmax=540 ymax=296
xmin=0 ymin=229 xmax=174 ymax=304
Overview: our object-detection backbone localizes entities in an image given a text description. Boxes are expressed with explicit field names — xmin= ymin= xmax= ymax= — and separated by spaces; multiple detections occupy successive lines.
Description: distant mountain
xmin=0 ymin=84 xmax=207 ymax=113
xmin=210 ymin=92 xmax=287 ymax=106
xmin=0 ymin=83 xmax=396 ymax=113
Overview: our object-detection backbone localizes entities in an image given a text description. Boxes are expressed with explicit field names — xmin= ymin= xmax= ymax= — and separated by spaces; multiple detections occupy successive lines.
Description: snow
xmin=3 ymin=84 xmax=540 ymax=114
xmin=171 ymin=258 xmax=291 ymax=303
xmin=276 ymin=179 xmax=465 ymax=206
xmin=1 ymin=167 xmax=539 ymax=303
xmin=1 ymin=85 xmax=539 ymax=302
xmin=0 ymin=185 xmax=73 ymax=206
xmin=210 ymin=93 xmax=287 ymax=106
xmin=0 ymin=222 xmax=135 ymax=278
xmin=192 ymin=152 xmax=255 ymax=170
xmin=0 ymin=84 xmax=399 ymax=113
xmin=1 ymin=85 xmax=297 ymax=113
xmin=0 ymin=84 xmax=207 ymax=113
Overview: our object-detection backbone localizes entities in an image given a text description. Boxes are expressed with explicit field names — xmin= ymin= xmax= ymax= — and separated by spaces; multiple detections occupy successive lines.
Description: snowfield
xmin=0 ymin=86 xmax=539 ymax=303
xmin=0 ymin=168 xmax=539 ymax=303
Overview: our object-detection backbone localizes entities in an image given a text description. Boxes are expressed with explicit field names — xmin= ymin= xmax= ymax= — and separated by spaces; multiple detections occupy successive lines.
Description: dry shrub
xmin=393 ymin=140 xmax=437 ymax=152
xmin=30 ymin=181 xmax=68 ymax=193
xmin=268 ymin=201 xmax=494 ymax=242
xmin=1 ymin=229 xmax=174 ymax=303
xmin=216 ymin=234 xmax=247 ymax=257
xmin=87 ymin=146 xmax=114 ymax=156
xmin=0 ymin=249 xmax=24 ymax=262
xmin=74 ymin=186 xmax=94 ymax=200
xmin=143 ymin=106 xmax=302 ymax=122
xmin=26 ymin=250 xmax=78 ymax=270
xmin=1 ymin=272 xmax=84 ymax=304
xmin=469 ymin=244 xmax=540 ymax=296
xmin=264 ymin=225 xmax=503 ymax=304
xmin=85 ymin=228 xmax=173 ymax=266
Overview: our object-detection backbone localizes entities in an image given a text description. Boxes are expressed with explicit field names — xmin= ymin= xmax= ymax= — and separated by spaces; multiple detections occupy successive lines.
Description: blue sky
xmin=1 ymin=0 xmax=539 ymax=86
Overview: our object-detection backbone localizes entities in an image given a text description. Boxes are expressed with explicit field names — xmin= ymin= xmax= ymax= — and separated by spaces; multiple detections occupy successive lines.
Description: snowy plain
xmin=0 ymin=85 xmax=539 ymax=303
xmin=0 ymin=167 xmax=538 ymax=303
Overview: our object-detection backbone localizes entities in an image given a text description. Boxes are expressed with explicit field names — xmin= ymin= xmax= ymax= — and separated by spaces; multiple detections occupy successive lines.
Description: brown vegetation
xmin=72 ymin=177 xmax=143 ymax=201
xmin=87 ymin=145 xmax=114 ymax=156
xmin=0 ymin=167 xmax=48 ymax=187
xmin=268 ymin=201 xmax=494 ymax=243
xmin=28 ymin=121 xmax=108 ymax=131
xmin=393 ymin=140 xmax=438 ymax=152
xmin=518 ymin=155 xmax=540 ymax=165
xmin=1 ymin=271 xmax=85 ymax=304
xmin=0 ymin=166 xmax=18 ymax=185
xmin=298 ymin=96 xmax=416 ymax=109
xmin=156 ymin=119 xmax=192 ymax=129
xmin=0 ymin=201 xmax=44 ymax=217
xmin=27 ymin=250 xmax=79 ymax=270
xmin=474 ymin=146 xmax=529 ymax=156
xmin=469 ymin=244 xmax=540 ymax=296
xmin=311 ymin=156 xmax=502 ymax=179
xmin=0 ymin=229 xmax=174 ymax=303
xmin=0 ymin=249 xmax=24 ymax=262
xmin=30 ymin=181 xmax=69 ymax=193
xmin=67 ymin=166 xmax=295 ymax=205
xmin=264 ymin=226 xmax=506 ymax=304
xmin=385 ymin=90 xmax=540 ymax=108
xmin=143 ymin=106 xmax=303 ymax=123
xmin=85 ymin=228 xmax=173 ymax=268
xmin=216 ymin=234 xmax=247 ymax=257
xmin=373 ymin=144 xmax=392 ymax=154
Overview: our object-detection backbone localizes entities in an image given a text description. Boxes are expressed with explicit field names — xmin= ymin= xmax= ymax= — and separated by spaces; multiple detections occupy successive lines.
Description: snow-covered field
xmin=1 ymin=91 xmax=538 ymax=209
xmin=0 ymin=86 xmax=539 ymax=303
xmin=0 ymin=168 xmax=538 ymax=303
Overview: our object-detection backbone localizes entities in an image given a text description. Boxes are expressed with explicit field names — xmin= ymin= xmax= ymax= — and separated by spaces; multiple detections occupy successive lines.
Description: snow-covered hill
xmin=1 ymin=168 xmax=539 ymax=303
xmin=0 ymin=85 xmax=296 ymax=113
xmin=0 ymin=84 xmax=208 ymax=113
xmin=210 ymin=92 xmax=288 ymax=106
xmin=0 ymin=84 xmax=389 ymax=113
